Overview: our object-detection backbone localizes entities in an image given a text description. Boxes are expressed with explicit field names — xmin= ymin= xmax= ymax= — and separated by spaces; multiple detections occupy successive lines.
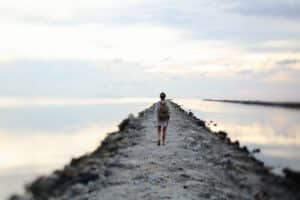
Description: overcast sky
xmin=0 ymin=0 xmax=299 ymax=100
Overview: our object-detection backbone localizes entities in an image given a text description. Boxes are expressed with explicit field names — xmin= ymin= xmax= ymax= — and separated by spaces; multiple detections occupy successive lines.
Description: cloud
xmin=0 ymin=0 xmax=144 ymax=24
xmin=246 ymin=40 xmax=300 ymax=54
xmin=265 ymin=71 xmax=296 ymax=83
xmin=276 ymin=59 xmax=300 ymax=66
xmin=0 ymin=22 xmax=182 ymax=62
xmin=1 ymin=0 xmax=300 ymax=63
xmin=229 ymin=0 xmax=300 ymax=20
xmin=0 ymin=0 xmax=300 ymax=100
xmin=276 ymin=58 xmax=300 ymax=70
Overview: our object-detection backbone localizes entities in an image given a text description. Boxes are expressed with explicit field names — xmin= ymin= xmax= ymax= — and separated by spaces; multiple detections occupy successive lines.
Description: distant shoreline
xmin=203 ymin=99 xmax=300 ymax=110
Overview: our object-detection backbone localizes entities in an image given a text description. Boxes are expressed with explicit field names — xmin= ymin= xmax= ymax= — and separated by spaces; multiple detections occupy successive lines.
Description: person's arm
xmin=167 ymin=104 xmax=170 ymax=121
xmin=154 ymin=102 xmax=159 ymax=121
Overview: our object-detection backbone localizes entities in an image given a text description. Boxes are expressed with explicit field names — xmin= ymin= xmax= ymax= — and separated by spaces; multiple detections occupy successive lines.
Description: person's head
xmin=160 ymin=92 xmax=166 ymax=100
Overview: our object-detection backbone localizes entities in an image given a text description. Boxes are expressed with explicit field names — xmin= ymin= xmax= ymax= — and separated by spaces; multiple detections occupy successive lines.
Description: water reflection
xmin=1 ymin=97 xmax=300 ymax=199
xmin=0 ymin=97 xmax=154 ymax=200
xmin=176 ymin=98 xmax=300 ymax=173
xmin=0 ymin=122 xmax=111 ymax=200
xmin=219 ymin=122 xmax=300 ymax=145
xmin=0 ymin=98 xmax=155 ymax=132
xmin=0 ymin=123 xmax=113 ymax=172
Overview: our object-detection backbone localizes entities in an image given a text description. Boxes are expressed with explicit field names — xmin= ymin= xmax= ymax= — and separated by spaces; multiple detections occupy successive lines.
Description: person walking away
xmin=155 ymin=92 xmax=170 ymax=146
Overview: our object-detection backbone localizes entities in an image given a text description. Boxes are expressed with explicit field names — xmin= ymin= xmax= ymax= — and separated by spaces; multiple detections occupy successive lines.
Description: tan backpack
xmin=158 ymin=102 xmax=170 ymax=121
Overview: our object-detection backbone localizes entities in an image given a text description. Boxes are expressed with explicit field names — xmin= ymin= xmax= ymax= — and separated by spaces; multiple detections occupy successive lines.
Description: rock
xmin=148 ymin=174 xmax=164 ymax=184
xmin=26 ymin=174 xmax=59 ymax=199
xmin=185 ymin=136 xmax=197 ymax=145
xmin=220 ymin=158 xmax=232 ymax=168
xmin=188 ymin=111 xmax=194 ymax=117
xmin=232 ymin=141 xmax=240 ymax=148
xmin=62 ymin=166 xmax=78 ymax=178
xmin=138 ymin=111 xmax=145 ymax=117
xmin=70 ymin=155 xmax=89 ymax=166
xmin=118 ymin=114 xmax=138 ymax=131
xmin=252 ymin=148 xmax=261 ymax=154
xmin=78 ymin=170 xmax=99 ymax=184
xmin=218 ymin=131 xmax=227 ymax=140
xmin=196 ymin=119 xmax=206 ymax=127
xmin=254 ymin=191 xmax=267 ymax=200
xmin=104 ymin=169 xmax=112 ymax=177
xmin=201 ymin=140 xmax=210 ymax=149
xmin=180 ymin=173 xmax=191 ymax=179
xmin=223 ymin=153 xmax=230 ymax=158
xmin=283 ymin=168 xmax=300 ymax=186
xmin=224 ymin=137 xmax=231 ymax=144
xmin=9 ymin=195 xmax=30 ymax=200
xmin=67 ymin=183 xmax=88 ymax=197
xmin=87 ymin=180 xmax=102 ymax=192
xmin=118 ymin=118 xmax=130 ymax=131
xmin=198 ymin=192 xmax=211 ymax=198
xmin=241 ymin=146 xmax=250 ymax=154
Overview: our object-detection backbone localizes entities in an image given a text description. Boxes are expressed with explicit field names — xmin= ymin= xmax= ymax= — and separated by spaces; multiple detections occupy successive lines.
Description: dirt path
xmin=12 ymin=101 xmax=299 ymax=200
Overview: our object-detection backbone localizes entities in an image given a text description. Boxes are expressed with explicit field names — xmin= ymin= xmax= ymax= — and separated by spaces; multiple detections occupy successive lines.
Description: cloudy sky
xmin=0 ymin=0 xmax=300 ymax=100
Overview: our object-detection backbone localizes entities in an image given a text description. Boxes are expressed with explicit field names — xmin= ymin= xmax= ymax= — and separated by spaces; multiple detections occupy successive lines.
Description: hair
xmin=160 ymin=92 xmax=166 ymax=100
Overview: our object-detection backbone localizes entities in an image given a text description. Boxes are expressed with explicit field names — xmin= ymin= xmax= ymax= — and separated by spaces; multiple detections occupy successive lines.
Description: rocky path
xmin=12 ymin=101 xmax=300 ymax=200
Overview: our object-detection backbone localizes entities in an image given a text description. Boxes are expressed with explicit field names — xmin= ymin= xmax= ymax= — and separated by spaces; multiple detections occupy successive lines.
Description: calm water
xmin=176 ymin=98 xmax=300 ymax=174
xmin=1 ymin=97 xmax=300 ymax=199
xmin=0 ymin=97 xmax=155 ymax=200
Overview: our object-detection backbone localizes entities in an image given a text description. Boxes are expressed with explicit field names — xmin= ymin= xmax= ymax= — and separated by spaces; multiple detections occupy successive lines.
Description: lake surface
xmin=1 ymin=97 xmax=300 ymax=199
xmin=0 ymin=97 xmax=155 ymax=200
xmin=176 ymin=98 xmax=300 ymax=174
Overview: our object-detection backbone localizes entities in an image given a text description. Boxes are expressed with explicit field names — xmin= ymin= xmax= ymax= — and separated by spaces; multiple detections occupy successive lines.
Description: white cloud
xmin=0 ymin=0 xmax=144 ymax=23
xmin=0 ymin=20 xmax=243 ymax=68
xmin=0 ymin=0 xmax=300 ymax=100
xmin=0 ymin=22 xmax=182 ymax=62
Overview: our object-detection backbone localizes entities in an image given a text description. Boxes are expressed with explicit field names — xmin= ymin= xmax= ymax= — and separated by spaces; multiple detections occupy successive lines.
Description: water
xmin=1 ymin=97 xmax=300 ymax=199
xmin=176 ymin=98 xmax=300 ymax=174
xmin=0 ymin=97 xmax=155 ymax=200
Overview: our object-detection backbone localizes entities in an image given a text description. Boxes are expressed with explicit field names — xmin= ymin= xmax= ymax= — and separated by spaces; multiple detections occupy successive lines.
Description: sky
xmin=0 ymin=0 xmax=300 ymax=100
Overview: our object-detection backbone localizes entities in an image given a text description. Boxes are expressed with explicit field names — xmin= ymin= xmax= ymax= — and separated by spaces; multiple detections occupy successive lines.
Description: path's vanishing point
xmin=11 ymin=101 xmax=300 ymax=200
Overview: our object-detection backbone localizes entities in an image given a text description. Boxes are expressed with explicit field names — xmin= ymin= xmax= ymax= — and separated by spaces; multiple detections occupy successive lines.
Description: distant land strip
xmin=203 ymin=99 xmax=300 ymax=110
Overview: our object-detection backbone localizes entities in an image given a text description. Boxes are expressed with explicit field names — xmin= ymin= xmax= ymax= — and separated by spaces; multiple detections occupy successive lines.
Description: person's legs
xmin=157 ymin=126 xmax=161 ymax=145
xmin=162 ymin=126 xmax=167 ymax=145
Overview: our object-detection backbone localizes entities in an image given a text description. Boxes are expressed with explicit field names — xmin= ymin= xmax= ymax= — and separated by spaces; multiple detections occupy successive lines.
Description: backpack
xmin=158 ymin=102 xmax=170 ymax=121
